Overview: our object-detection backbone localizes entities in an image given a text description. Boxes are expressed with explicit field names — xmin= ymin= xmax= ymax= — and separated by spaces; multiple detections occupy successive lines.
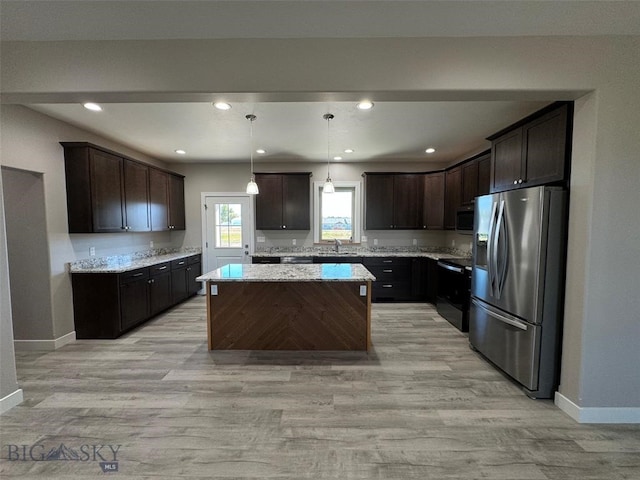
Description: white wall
xmin=170 ymin=160 xmax=452 ymax=251
xmin=0 ymin=105 xmax=181 ymax=341
xmin=2 ymin=35 xmax=639 ymax=414
xmin=0 ymin=172 xmax=21 ymax=404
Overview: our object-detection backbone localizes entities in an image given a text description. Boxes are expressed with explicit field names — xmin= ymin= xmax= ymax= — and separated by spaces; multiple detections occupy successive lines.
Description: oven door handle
xmin=437 ymin=262 xmax=464 ymax=274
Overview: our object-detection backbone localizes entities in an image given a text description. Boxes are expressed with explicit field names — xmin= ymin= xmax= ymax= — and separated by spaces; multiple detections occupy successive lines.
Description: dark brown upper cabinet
xmin=444 ymin=166 xmax=462 ymax=230
xmin=423 ymin=172 xmax=445 ymax=229
xmin=254 ymin=173 xmax=311 ymax=230
xmin=364 ymin=173 xmax=423 ymax=230
xmin=393 ymin=174 xmax=424 ymax=229
xmin=149 ymin=168 xmax=185 ymax=231
xmin=460 ymin=150 xmax=491 ymax=205
xmin=62 ymin=142 xmax=183 ymax=233
xmin=489 ymin=102 xmax=572 ymax=193
xmin=477 ymin=152 xmax=491 ymax=197
xmin=461 ymin=160 xmax=479 ymax=205
xmin=123 ymin=159 xmax=151 ymax=232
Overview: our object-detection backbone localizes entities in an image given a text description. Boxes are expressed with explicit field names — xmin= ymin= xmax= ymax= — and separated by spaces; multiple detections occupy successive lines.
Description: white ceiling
xmin=3 ymin=1 xmax=639 ymax=41
xmin=5 ymin=1 xmax=638 ymax=165
xmin=28 ymin=101 xmax=551 ymax=164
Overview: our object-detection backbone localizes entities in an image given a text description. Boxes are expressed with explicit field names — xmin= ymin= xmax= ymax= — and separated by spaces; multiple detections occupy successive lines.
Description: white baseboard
xmin=0 ymin=388 xmax=24 ymax=414
xmin=14 ymin=331 xmax=76 ymax=351
xmin=555 ymin=391 xmax=640 ymax=424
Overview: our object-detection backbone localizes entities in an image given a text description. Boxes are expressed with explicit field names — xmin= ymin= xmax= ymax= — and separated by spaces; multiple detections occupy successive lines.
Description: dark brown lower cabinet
xmin=119 ymin=269 xmax=150 ymax=332
xmin=171 ymin=255 xmax=201 ymax=303
xmin=72 ymin=254 xmax=201 ymax=339
xmin=363 ymin=257 xmax=428 ymax=302
xmin=149 ymin=264 xmax=172 ymax=316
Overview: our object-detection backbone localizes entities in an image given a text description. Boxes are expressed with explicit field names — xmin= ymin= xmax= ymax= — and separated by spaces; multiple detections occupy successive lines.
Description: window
xmin=313 ymin=181 xmax=361 ymax=244
xmin=214 ymin=203 xmax=243 ymax=248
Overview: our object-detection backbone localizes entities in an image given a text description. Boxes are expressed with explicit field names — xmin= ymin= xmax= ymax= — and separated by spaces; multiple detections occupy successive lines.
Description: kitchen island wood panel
xmin=199 ymin=263 xmax=375 ymax=351
xmin=207 ymin=281 xmax=370 ymax=351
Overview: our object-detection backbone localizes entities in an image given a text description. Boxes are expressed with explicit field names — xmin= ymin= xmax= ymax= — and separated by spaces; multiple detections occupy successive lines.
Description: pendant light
xmin=245 ymin=114 xmax=259 ymax=195
xmin=323 ymin=113 xmax=335 ymax=194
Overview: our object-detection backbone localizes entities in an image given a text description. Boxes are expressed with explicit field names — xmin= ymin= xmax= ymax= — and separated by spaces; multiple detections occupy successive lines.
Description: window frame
xmin=313 ymin=180 xmax=362 ymax=244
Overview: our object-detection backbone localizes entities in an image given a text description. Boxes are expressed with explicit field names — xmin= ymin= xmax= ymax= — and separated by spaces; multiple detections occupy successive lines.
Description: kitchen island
xmin=197 ymin=263 xmax=375 ymax=351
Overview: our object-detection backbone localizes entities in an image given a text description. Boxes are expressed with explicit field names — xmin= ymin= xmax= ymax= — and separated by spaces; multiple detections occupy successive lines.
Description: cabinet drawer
xmin=171 ymin=258 xmax=189 ymax=269
xmin=119 ymin=267 xmax=149 ymax=284
xmin=363 ymin=257 xmax=412 ymax=267
xmin=365 ymin=264 xmax=411 ymax=280
xmin=150 ymin=262 xmax=170 ymax=276
xmin=187 ymin=254 xmax=201 ymax=265
xmin=372 ymin=281 xmax=412 ymax=299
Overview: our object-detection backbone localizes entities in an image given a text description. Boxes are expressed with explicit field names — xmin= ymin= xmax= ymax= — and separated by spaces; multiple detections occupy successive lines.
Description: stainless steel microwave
xmin=455 ymin=206 xmax=474 ymax=234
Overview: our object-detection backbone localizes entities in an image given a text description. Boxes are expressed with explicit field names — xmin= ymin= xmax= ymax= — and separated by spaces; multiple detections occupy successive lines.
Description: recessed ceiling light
xmin=357 ymin=101 xmax=374 ymax=110
xmin=425 ymin=147 xmax=436 ymax=154
xmin=333 ymin=156 xmax=343 ymax=161
xmin=256 ymin=149 xmax=266 ymax=154
xmin=175 ymin=149 xmax=186 ymax=155
xmin=344 ymin=149 xmax=354 ymax=154
xmin=83 ymin=102 xmax=102 ymax=112
xmin=213 ymin=102 xmax=232 ymax=111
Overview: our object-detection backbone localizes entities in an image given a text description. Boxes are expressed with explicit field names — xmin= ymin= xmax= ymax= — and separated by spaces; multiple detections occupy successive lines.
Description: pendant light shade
xmin=245 ymin=114 xmax=259 ymax=195
xmin=323 ymin=113 xmax=335 ymax=194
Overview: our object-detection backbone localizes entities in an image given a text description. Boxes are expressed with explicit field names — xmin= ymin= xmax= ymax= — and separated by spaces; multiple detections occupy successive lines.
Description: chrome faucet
xmin=334 ymin=239 xmax=342 ymax=253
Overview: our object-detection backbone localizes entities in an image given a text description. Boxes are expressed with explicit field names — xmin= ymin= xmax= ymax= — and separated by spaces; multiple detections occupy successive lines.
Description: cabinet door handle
xmin=383 ymin=269 xmax=393 ymax=273
xmin=132 ymin=273 xmax=144 ymax=277
xmin=178 ymin=261 xmax=185 ymax=265
xmin=382 ymin=284 xmax=393 ymax=288
xmin=518 ymin=178 xmax=523 ymax=184
xmin=282 ymin=225 xmax=287 ymax=229
xmin=513 ymin=180 xmax=518 ymax=185
xmin=186 ymin=267 xmax=191 ymax=271
xmin=157 ymin=266 xmax=167 ymax=270
xmin=383 ymin=260 xmax=393 ymax=263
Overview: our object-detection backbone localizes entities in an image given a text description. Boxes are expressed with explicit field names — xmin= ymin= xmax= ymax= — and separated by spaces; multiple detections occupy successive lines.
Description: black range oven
xmin=436 ymin=258 xmax=472 ymax=332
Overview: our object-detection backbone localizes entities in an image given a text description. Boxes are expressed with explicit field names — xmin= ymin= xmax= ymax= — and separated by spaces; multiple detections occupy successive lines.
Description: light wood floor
xmin=2 ymin=297 xmax=639 ymax=479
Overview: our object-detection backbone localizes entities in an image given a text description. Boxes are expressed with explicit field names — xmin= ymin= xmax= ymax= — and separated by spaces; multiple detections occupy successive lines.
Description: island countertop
xmin=196 ymin=263 xmax=376 ymax=282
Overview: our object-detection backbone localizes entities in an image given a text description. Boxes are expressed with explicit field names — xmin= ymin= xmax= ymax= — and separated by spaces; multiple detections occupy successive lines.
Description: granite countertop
xmin=197 ymin=263 xmax=376 ymax=283
xmin=69 ymin=248 xmax=201 ymax=274
xmin=252 ymin=250 xmax=467 ymax=260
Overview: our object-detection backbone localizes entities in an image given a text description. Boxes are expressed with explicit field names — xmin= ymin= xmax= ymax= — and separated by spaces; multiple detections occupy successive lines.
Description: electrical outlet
xmin=149 ymin=240 xmax=154 ymax=248
xmin=257 ymin=236 xmax=265 ymax=243
xmin=292 ymin=239 xmax=297 ymax=246
xmin=362 ymin=235 xmax=368 ymax=242
xmin=451 ymin=240 xmax=456 ymax=247
xmin=89 ymin=247 xmax=95 ymax=256
xmin=412 ymin=238 xmax=417 ymax=246
xmin=373 ymin=239 xmax=378 ymax=246
xmin=469 ymin=241 xmax=473 ymax=250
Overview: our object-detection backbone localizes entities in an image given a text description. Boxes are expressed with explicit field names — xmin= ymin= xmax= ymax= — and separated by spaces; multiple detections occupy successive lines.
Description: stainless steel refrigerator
xmin=470 ymin=186 xmax=567 ymax=398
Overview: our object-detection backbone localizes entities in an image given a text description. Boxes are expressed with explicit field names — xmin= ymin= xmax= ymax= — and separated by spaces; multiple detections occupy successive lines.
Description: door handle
xmin=497 ymin=205 xmax=509 ymax=297
xmin=492 ymin=200 xmax=505 ymax=300
xmin=487 ymin=200 xmax=498 ymax=297
xmin=472 ymin=299 xmax=527 ymax=331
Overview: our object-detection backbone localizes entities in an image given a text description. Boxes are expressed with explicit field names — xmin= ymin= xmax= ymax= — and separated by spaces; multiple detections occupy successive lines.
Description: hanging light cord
xmin=324 ymin=113 xmax=334 ymax=180
xmin=247 ymin=114 xmax=256 ymax=181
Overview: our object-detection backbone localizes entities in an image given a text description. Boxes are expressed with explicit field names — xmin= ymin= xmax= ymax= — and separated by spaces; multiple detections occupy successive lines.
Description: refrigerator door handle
xmin=487 ymin=200 xmax=499 ymax=297
xmin=493 ymin=200 xmax=505 ymax=299
xmin=497 ymin=201 xmax=509 ymax=297
xmin=472 ymin=299 xmax=528 ymax=331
